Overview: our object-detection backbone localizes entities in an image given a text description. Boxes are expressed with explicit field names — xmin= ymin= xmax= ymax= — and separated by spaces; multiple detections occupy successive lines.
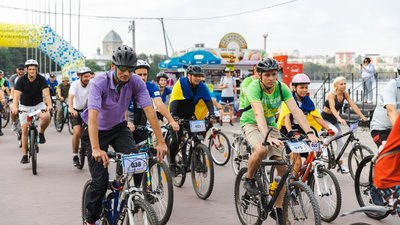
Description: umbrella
xmin=158 ymin=57 xmax=184 ymax=69
xmin=178 ymin=50 xmax=221 ymax=65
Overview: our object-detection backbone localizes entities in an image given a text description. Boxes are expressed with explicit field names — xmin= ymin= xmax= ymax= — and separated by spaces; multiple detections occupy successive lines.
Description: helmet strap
xmin=113 ymin=70 xmax=126 ymax=93
xmin=259 ymin=75 xmax=273 ymax=91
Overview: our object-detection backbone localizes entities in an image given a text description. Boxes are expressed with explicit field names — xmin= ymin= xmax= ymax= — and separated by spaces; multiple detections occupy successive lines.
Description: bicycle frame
xmin=324 ymin=129 xmax=358 ymax=168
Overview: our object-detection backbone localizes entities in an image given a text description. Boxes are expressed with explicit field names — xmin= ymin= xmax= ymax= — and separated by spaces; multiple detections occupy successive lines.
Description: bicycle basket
xmin=121 ymin=152 xmax=148 ymax=174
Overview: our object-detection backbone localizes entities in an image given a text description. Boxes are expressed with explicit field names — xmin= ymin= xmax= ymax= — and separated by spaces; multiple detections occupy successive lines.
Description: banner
xmin=0 ymin=23 xmax=41 ymax=48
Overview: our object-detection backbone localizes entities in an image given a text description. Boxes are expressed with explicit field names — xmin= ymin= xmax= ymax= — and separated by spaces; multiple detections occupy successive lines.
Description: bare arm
xmin=154 ymin=97 xmax=179 ymax=131
xmin=314 ymin=117 xmax=331 ymax=131
xmin=386 ymin=104 xmax=398 ymax=126
xmin=42 ymin=88 xmax=53 ymax=111
xmin=11 ymin=90 xmax=22 ymax=114
xmin=88 ymin=109 xmax=109 ymax=168
xmin=250 ymin=102 xmax=269 ymax=138
xmin=345 ymin=92 xmax=367 ymax=120
xmin=284 ymin=115 xmax=292 ymax=132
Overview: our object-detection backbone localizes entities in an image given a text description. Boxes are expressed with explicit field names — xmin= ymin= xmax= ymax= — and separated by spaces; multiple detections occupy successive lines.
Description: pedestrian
xmin=219 ymin=67 xmax=236 ymax=126
xmin=360 ymin=57 xmax=375 ymax=103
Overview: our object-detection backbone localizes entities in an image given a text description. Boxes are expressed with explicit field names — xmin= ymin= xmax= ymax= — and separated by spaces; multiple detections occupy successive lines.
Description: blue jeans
xmin=362 ymin=76 xmax=373 ymax=102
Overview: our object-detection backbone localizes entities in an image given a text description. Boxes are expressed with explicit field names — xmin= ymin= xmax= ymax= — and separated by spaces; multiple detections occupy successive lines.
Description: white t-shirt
xmin=220 ymin=76 xmax=235 ymax=97
xmin=69 ymin=79 xmax=90 ymax=110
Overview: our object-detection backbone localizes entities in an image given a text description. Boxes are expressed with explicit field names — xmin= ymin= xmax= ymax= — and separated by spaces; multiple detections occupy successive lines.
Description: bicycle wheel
xmin=231 ymin=136 xmax=249 ymax=175
xmin=283 ymin=181 xmax=321 ymax=225
xmin=208 ymin=131 xmax=231 ymax=166
xmin=82 ymin=180 xmax=110 ymax=225
xmin=126 ymin=198 xmax=160 ymax=225
xmin=308 ymin=167 xmax=342 ymax=222
xmin=191 ymin=143 xmax=214 ymax=199
xmin=29 ymin=129 xmax=37 ymax=175
xmin=354 ymin=155 xmax=389 ymax=220
xmin=2 ymin=104 xmax=10 ymax=128
xmin=67 ymin=114 xmax=74 ymax=135
xmin=172 ymin=151 xmax=186 ymax=187
xmin=348 ymin=144 xmax=374 ymax=180
xmin=77 ymin=146 xmax=86 ymax=170
xmin=234 ymin=167 xmax=263 ymax=225
xmin=143 ymin=161 xmax=173 ymax=225
xmin=54 ymin=108 xmax=64 ymax=132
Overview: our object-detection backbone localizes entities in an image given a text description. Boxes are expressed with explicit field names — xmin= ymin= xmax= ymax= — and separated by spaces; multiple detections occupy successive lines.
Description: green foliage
xmin=146 ymin=54 xmax=167 ymax=81
xmin=85 ymin=60 xmax=103 ymax=72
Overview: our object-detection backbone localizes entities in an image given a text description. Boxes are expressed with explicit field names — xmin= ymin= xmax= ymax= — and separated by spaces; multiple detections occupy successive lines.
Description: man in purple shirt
xmin=81 ymin=45 xmax=168 ymax=225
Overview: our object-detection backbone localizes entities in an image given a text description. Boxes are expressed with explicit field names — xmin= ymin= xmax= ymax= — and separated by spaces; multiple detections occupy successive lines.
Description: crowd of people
xmin=0 ymin=46 xmax=399 ymax=224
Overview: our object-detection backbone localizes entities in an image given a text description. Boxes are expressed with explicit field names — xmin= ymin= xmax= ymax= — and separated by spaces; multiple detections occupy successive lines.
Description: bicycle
xmin=76 ymin=123 xmax=88 ymax=170
xmin=133 ymin=125 xmax=174 ymax=225
xmin=1 ymin=96 xmax=10 ymax=128
xmin=54 ymin=99 xmax=73 ymax=135
xmin=319 ymin=120 xmax=374 ymax=179
xmin=205 ymin=117 xmax=231 ymax=166
xmin=231 ymin=132 xmax=251 ymax=175
xmin=234 ymin=129 xmax=321 ymax=225
xmin=19 ymin=109 xmax=42 ymax=175
xmin=81 ymin=151 xmax=160 ymax=225
xmin=166 ymin=117 xmax=215 ymax=200
xmin=270 ymin=131 xmax=342 ymax=222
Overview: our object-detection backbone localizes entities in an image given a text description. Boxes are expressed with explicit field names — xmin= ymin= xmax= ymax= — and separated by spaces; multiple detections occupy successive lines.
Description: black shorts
xmin=371 ymin=130 xmax=391 ymax=148
xmin=220 ymin=97 xmax=234 ymax=105
xmin=70 ymin=109 xmax=84 ymax=127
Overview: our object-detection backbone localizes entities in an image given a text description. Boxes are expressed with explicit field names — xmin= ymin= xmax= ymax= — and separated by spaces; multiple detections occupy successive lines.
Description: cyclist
xmin=321 ymin=76 xmax=368 ymax=173
xmin=68 ymin=67 xmax=92 ymax=166
xmin=9 ymin=63 xmax=26 ymax=131
xmin=0 ymin=71 xmax=6 ymax=136
xmin=55 ymin=76 xmax=71 ymax=130
xmin=238 ymin=64 xmax=260 ymax=116
xmin=11 ymin=59 xmax=52 ymax=164
xmin=80 ymin=45 xmax=167 ymax=225
xmin=156 ymin=71 xmax=172 ymax=106
xmin=219 ymin=67 xmax=237 ymax=126
xmin=47 ymin=72 xmax=58 ymax=97
xmin=277 ymin=73 xmax=334 ymax=177
xmin=241 ymin=58 xmax=318 ymax=224
xmin=127 ymin=60 xmax=179 ymax=144
xmin=168 ymin=65 xmax=215 ymax=176
xmin=370 ymin=76 xmax=400 ymax=148
xmin=0 ymin=70 xmax=11 ymax=96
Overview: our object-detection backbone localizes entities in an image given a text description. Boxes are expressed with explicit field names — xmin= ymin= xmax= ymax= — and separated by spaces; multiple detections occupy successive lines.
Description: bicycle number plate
xmin=121 ymin=153 xmax=148 ymax=174
xmin=287 ymin=141 xmax=312 ymax=153
xmin=189 ymin=120 xmax=206 ymax=133
xmin=349 ymin=121 xmax=359 ymax=132
xmin=309 ymin=142 xmax=320 ymax=152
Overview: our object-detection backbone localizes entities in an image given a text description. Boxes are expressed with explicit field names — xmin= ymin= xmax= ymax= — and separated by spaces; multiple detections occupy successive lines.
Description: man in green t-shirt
xmin=241 ymin=58 xmax=319 ymax=224
xmin=238 ymin=65 xmax=260 ymax=115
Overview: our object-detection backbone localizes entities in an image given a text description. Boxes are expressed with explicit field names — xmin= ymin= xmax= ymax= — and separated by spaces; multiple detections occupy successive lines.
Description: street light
xmin=263 ymin=33 xmax=268 ymax=52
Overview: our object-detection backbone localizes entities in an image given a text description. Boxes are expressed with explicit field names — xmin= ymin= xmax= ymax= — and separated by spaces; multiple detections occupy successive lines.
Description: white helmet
xmin=25 ymin=59 xmax=39 ymax=67
xmin=135 ymin=60 xmax=150 ymax=71
xmin=77 ymin=67 xmax=92 ymax=75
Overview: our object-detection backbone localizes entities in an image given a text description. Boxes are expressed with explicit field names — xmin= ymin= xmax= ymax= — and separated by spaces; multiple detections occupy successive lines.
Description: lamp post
xmin=263 ymin=33 xmax=268 ymax=52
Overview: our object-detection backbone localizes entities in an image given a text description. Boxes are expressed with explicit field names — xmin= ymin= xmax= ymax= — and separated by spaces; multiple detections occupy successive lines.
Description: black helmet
xmin=186 ymin=65 xmax=204 ymax=76
xmin=112 ymin=45 xmax=137 ymax=67
xmin=156 ymin=72 xmax=168 ymax=81
xmin=256 ymin=58 xmax=279 ymax=73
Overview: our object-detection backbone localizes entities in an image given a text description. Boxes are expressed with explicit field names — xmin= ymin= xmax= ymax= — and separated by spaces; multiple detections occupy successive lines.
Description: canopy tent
xmin=158 ymin=57 xmax=184 ymax=69
xmin=178 ymin=50 xmax=221 ymax=65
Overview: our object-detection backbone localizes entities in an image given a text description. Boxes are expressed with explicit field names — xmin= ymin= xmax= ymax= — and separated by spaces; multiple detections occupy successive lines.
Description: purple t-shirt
xmin=81 ymin=70 xmax=152 ymax=131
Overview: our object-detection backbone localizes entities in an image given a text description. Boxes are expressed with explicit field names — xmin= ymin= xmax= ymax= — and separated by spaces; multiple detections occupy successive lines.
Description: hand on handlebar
xmin=307 ymin=133 xmax=319 ymax=143
xmin=127 ymin=121 xmax=135 ymax=132
xmin=338 ymin=118 xmax=347 ymax=126
xmin=11 ymin=104 xmax=18 ymax=115
xmin=155 ymin=142 xmax=168 ymax=162
xmin=327 ymin=129 xmax=335 ymax=136
xmin=70 ymin=108 xmax=78 ymax=118
xmin=169 ymin=120 xmax=179 ymax=131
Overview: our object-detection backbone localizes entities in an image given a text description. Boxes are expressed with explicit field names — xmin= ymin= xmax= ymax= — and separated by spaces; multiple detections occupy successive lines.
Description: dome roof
xmin=103 ymin=30 xmax=122 ymax=43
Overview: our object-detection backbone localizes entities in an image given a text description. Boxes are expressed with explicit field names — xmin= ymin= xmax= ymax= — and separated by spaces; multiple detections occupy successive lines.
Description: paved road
xmin=0 ymin=122 xmax=397 ymax=225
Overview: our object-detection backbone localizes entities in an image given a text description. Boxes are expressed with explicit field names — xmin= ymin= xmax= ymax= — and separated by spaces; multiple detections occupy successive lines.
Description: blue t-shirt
xmin=160 ymin=87 xmax=172 ymax=103
xmin=128 ymin=82 xmax=160 ymax=112
xmin=47 ymin=79 xmax=59 ymax=95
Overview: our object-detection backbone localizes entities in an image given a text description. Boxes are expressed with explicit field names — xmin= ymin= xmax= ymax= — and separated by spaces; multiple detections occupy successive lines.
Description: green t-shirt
xmin=239 ymin=76 xmax=256 ymax=110
xmin=240 ymin=80 xmax=293 ymax=128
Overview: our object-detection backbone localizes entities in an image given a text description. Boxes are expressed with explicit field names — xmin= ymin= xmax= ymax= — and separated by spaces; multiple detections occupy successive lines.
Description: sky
xmin=0 ymin=0 xmax=399 ymax=58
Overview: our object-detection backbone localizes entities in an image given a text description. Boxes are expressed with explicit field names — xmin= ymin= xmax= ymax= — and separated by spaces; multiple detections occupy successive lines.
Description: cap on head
xmin=224 ymin=67 xmax=231 ymax=72
xmin=17 ymin=63 xmax=25 ymax=69
xmin=186 ymin=65 xmax=205 ymax=76
xmin=135 ymin=60 xmax=151 ymax=71
xmin=49 ymin=73 xmax=56 ymax=78
xmin=62 ymin=76 xmax=69 ymax=81
xmin=112 ymin=45 xmax=137 ymax=67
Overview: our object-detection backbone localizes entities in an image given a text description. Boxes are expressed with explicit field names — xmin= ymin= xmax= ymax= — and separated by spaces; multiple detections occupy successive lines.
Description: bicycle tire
xmin=231 ymin=136 xmax=249 ymax=175
xmin=348 ymin=144 xmax=374 ymax=180
xmin=283 ymin=180 xmax=321 ymax=225
xmin=81 ymin=179 xmax=111 ymax=225
xmin=143 ymin=161 xmax=174 ymax=225
xmin=29 ymin=129 xmax=37 ymax=175
xmin=191 ymin=143 xmax=215 ymax=199
xmin=2 ymin=105 xmax=10 ymax=128
xmin=77 ymin=146 xmax=86 ymax=170
xmin=172 ymin=151 xmax=186 ymax=188
xmin=54 ymin=108 xmax=64 ymax=132
xmin=208 ymin=131 xmax=231 ymax=166
xmin=126 ymin=198 xmax=160 ymax=225
xmin=308 ymin=167 xmax=342 ymax=222
xmin=234 ymin=167 xmax=263 ymax=225
xmin=354 ymin=155 xmax=389 ymax=220
xmin=67 ymin=113 xmax=74 ymax=135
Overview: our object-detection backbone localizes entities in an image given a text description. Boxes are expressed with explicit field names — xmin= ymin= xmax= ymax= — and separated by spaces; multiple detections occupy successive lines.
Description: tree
xmin=85 ymin=60 xmax=103 ymax=72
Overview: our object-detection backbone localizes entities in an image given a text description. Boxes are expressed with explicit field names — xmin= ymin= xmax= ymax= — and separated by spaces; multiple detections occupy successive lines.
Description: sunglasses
xmin=18 ymin=68 xmax=24 ymax=70
xmin=116 ymin=65 xmax=135 ymax=73
xmin=136 ymin=73 xmax=147 ymax=76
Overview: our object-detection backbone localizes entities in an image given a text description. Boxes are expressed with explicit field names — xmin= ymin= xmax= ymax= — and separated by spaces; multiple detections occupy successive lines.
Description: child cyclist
xmin=277 ymin=73 xmax=334 ymax=177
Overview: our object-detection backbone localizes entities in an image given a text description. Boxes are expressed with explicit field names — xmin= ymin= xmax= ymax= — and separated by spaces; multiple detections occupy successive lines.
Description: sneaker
xmin=11 ymin=122 xmax=18 ymax=132
xmin=229 ymin=120 xmax=234 ymax=126
xmin=56 ymin=123 xmax=62 ymax=130
xmin=337 ymin=164 xmax=349 ymax=174
xmin=219 ymin=119 xmax=223 ymax=126
xmin=0 ymin=130 xmax=3 ymax=136
xmin=243 ymin=178 xmax=259 ymax=196
xmin=39 ymin=133 xmax=46 ymax=144
xmin=73 ymin=156 xmax=80 ymax=166
xmin=20 ymin=155 xmax=29 ymax=164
